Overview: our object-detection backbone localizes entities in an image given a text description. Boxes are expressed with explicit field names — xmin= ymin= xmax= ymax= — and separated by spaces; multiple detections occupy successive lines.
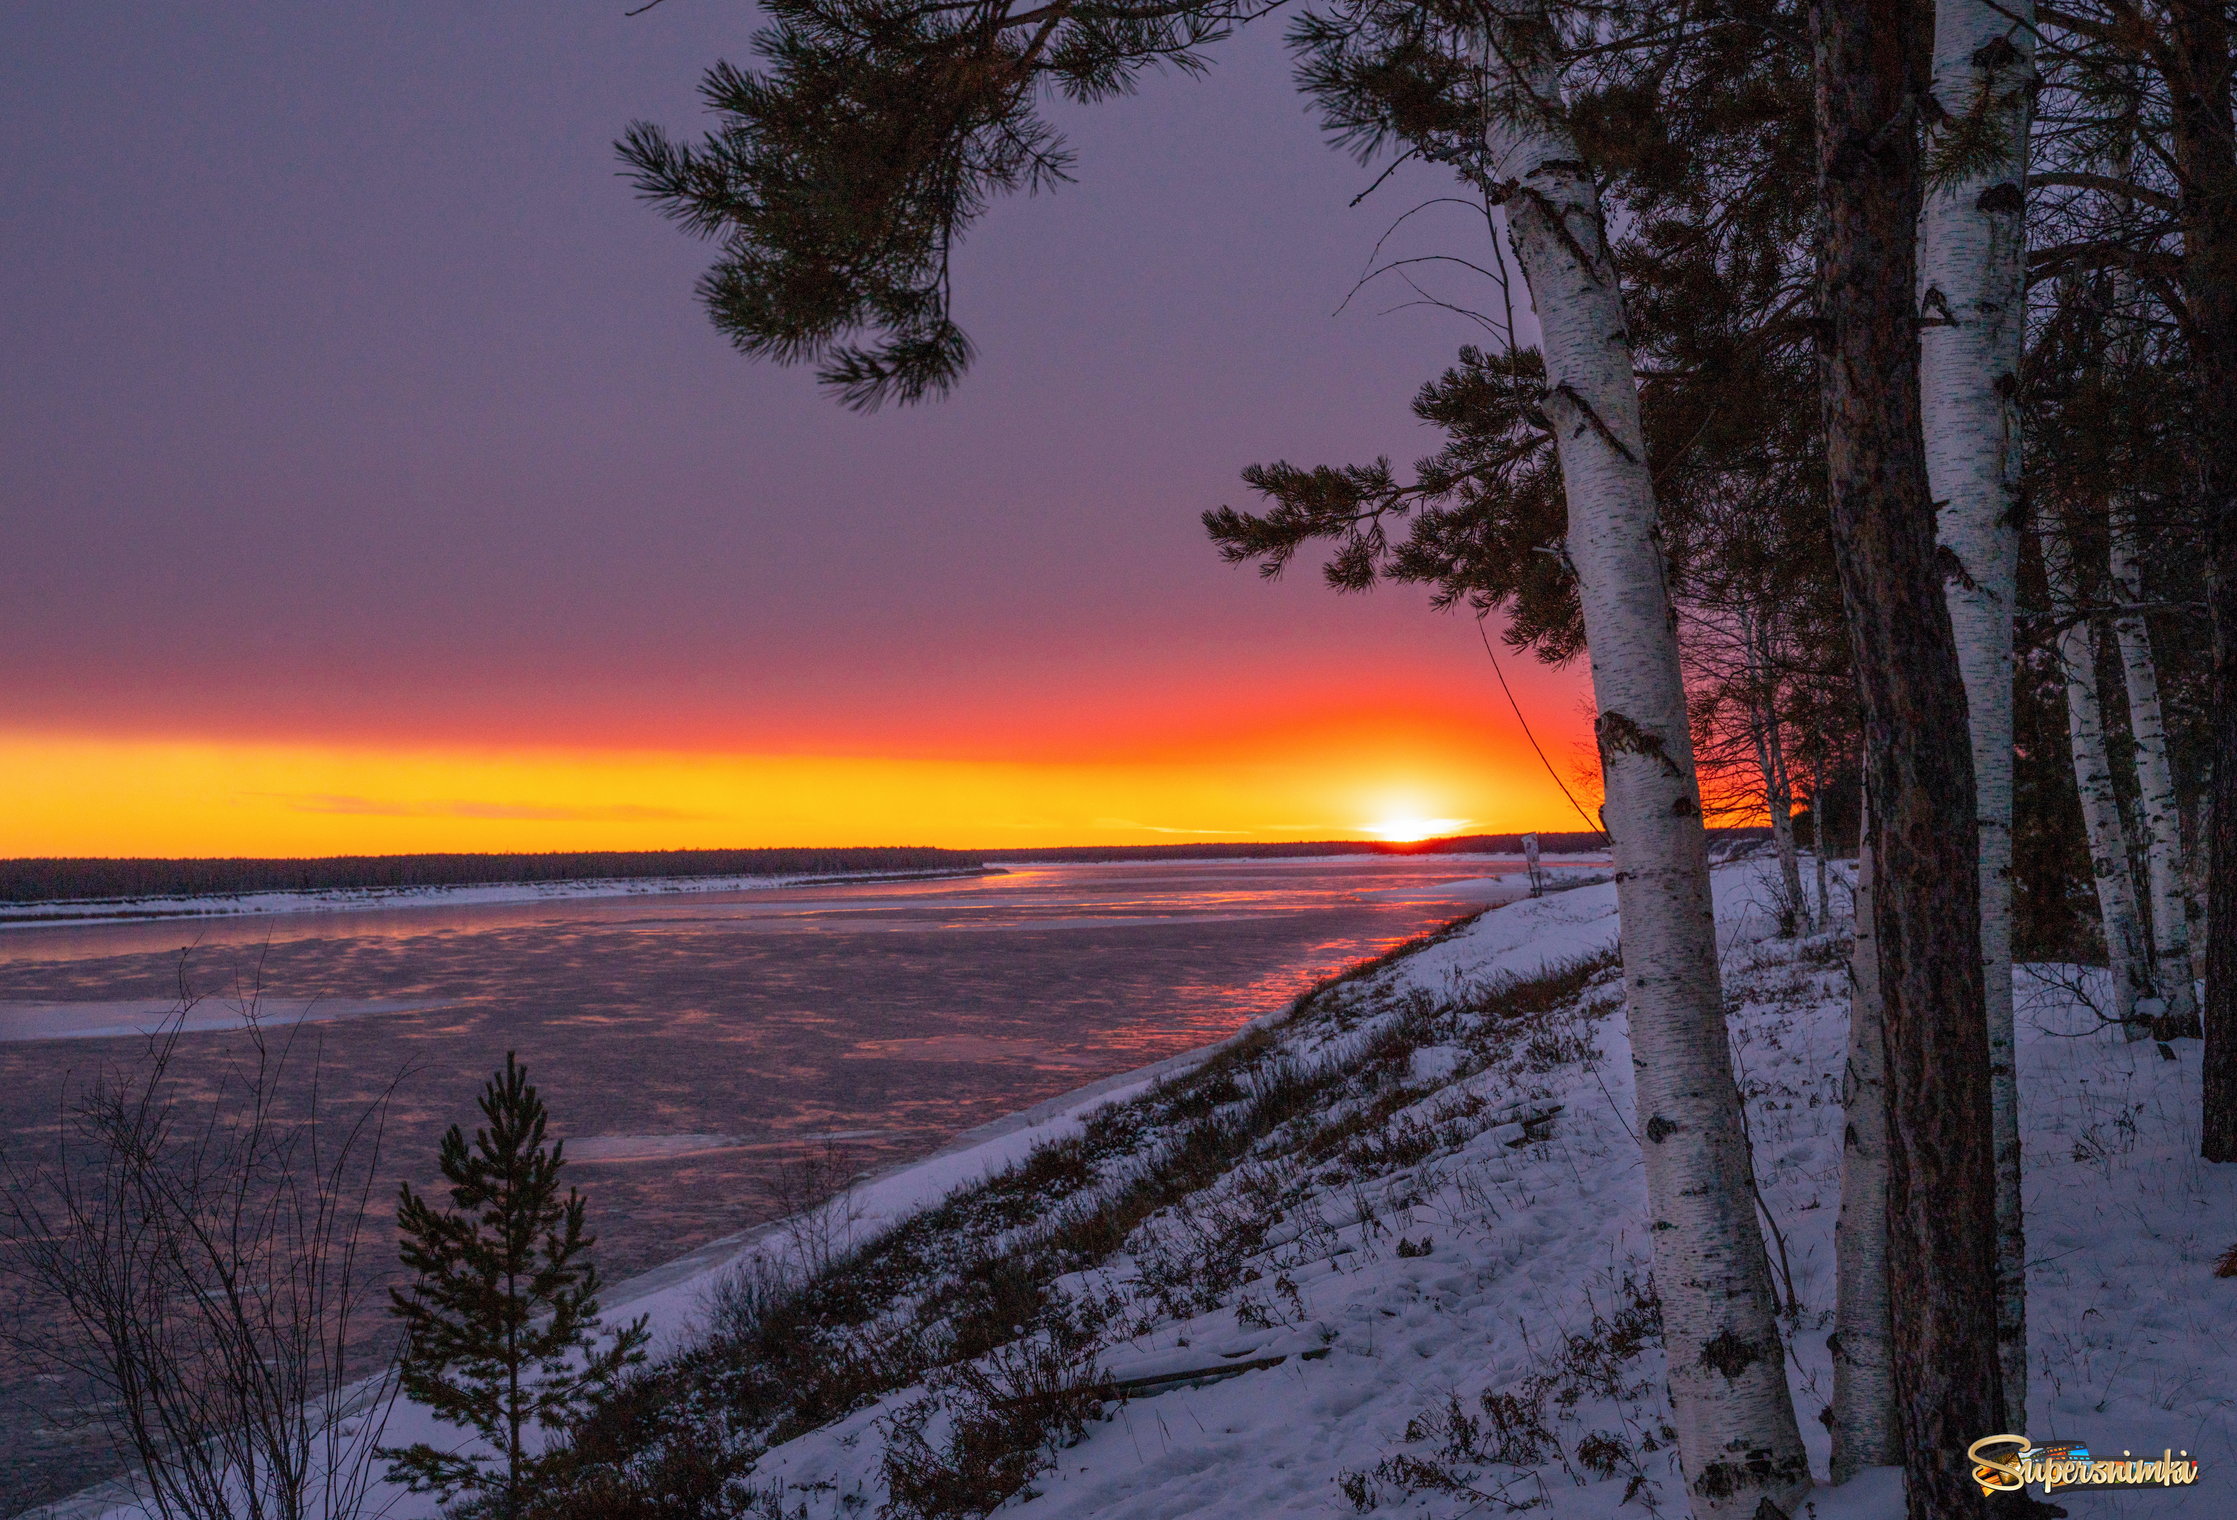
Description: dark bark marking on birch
xmin=1595 ymin=711 xmax=1685 ymax=777
xmin=1700 ymin=1328 xmax=1765 ymax=1378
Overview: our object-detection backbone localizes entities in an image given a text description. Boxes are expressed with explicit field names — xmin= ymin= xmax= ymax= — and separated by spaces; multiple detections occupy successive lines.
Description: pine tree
xmin=382 ymin=1053 xmax=646 ymax=1518
xmin=1814 ymin=0 xmax=2007 ymax=1508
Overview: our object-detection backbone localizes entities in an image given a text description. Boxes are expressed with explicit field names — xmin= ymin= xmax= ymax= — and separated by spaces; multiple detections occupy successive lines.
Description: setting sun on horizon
xmin=1361 ymin=816 xmax=1475 ymax=843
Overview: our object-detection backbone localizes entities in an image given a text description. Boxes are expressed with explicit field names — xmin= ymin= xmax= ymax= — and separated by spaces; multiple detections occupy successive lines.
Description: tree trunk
xmin=1831 ymin=792 xmax=1895 ymax=1481
xmin=1813 ymin=0 xmax=2006 ymax=1511
xmin=1769 ymin=755 xmax=1805 ymax=935
xmin=1810 ymin=732 xmax=1835 ymax=928
xmin=1483 ymin=14 xmax=1810 ymax=1513
xmin=2110 ymin=500 xmax=2199 ymax=1037
xmin=1918 ymin=0 xmax=2032 ymax=1421
xmin=2165 ymin=0 xmax=2237 ymax=1163
xmin=2043 ymin=518 xmax=2151 ymax=1029
xmin=1750 ymin=621 xmax=1810 ymax=935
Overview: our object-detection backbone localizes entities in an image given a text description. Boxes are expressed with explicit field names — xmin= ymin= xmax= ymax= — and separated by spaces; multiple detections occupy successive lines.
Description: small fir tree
xmin=382 ymin=1053 xmax=645 ymax=1517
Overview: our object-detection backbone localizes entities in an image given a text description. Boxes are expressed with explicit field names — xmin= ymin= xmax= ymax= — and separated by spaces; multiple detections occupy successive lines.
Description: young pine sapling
xmin=382 ymin=1053 xmax=646 ymax=1518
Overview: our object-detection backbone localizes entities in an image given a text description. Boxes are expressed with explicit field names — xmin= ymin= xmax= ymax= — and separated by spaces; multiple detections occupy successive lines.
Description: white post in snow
xmin=2044 ymin=520 xmax=2151 ymax=1031
xmin=1481 ymin=13 xmax=1809 ymax=1513
xmin=1918 ymin=0 xmax=2033 ymax=1422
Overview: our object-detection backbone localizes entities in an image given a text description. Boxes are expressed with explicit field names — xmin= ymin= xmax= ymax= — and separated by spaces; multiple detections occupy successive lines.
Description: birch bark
xmin=1918 ymin=0 xmax=2032 ymax=1418
xmin=1767 ymin=739 xmax=1806 ymax=934
xmin=1748 ymin=622 xmax=1810 ymax=933
xmin=1481 ymin=13 xmax=1809 ymax=1512
xmin=1808 ymin=734 xmax=1834 ymax=928
xmin=1830 ymin=795 xmax=1894 ymax=1479
xmin=2043 ymin=520 xmax=2151 ymax=1029
xmin=2111 ymin=497 xmax=2198 ymax=1036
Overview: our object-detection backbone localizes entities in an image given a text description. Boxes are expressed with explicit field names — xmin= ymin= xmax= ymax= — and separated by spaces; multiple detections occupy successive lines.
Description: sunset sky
xmin=1 ymin=0 xmax=1594 ymax=856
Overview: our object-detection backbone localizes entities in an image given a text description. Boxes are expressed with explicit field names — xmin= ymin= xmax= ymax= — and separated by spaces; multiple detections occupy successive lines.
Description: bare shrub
xmin=1350 ymin=1269 xmax=1668 ymax=1513
xmin=878 ymin=1300 xmax=1107 ymax=1520
xmin=0 ymin=1006 xmax=403 ymax=1520
xmin=761 ymin=1138 xmax=868 ymax=1278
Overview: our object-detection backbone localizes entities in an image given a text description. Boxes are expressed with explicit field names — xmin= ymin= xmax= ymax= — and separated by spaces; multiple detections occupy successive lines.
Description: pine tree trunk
xmin=1813 ymin=0 xmax=2006 ymax=1511
xmin=1831 ymin=794 xmax=1895 ymax=1481
xmin=2043 ymin=520 xmax=2151 ymax=1029
xmin=2110 ymin=501 xmax=2199 ymax=1036
xmin=2165 ymin=0 xmax=2237 ymax=1164
xmin=1918 ymin=0 xmax=2031 ymax=1420
xmin=1482 ymin=15 xmax=1810 ymax=1513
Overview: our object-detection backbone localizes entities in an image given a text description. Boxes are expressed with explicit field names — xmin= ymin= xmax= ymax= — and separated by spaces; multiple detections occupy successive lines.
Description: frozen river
xmin=0 ymin=855 xmax=1568 ymax=1512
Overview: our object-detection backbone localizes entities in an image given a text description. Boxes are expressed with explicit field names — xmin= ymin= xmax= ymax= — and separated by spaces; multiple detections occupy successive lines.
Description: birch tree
xmin=1462 ymin=22 xmax=1810 ymax=1508
xmin=2021 ymin=0 xmax=2237 ymax=1161
xmin=1211 ymin=7 xmax=1815 ymax=1504
xmin=2097 ymin=117 xmax=2199 ymax=1038
xmin=2109 ymin=499 xmax=2199 ymax=1035
xmin=2041 ymin=512 xmax=2153 ymax=1028
xmin=1917 ymin=0 xmax=2033 ymax=1414
xmin=1745 ymin=616 xmax=1812 ymax=933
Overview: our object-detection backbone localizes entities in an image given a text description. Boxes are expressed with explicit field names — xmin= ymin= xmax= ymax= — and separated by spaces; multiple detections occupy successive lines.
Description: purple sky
xmin=1 ymin=0 xmax=1584 ymax=784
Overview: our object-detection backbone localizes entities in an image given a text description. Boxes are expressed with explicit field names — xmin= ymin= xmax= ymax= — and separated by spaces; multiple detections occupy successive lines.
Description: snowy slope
xmin=689 ymin=861 xmax=2237 ymax=1520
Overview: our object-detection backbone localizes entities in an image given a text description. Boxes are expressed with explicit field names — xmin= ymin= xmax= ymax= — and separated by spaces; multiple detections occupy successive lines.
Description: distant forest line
xmin=987 ymin=832 xmax=1615 ymax=863
xmin=0 ymin=830 xmax=1679 ymax=905
xmin=0 ymin=847 xmax=985 ymax=905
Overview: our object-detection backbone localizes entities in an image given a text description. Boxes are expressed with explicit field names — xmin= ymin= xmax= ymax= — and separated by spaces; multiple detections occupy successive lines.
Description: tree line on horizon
xmin=0 ymin=847 xmax=983 ymax=905
xmin=618 ymin=0 xmax=2237 ymax=1512
xmin=0 ymin=835 xmax=1645 ymax=905
xmin=989 ymin=829 xmax=1614 ymax=861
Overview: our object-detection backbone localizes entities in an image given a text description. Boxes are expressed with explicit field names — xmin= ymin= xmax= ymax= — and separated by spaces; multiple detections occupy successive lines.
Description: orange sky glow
xmin=2 ymin=698 xmax=1602 ymax=857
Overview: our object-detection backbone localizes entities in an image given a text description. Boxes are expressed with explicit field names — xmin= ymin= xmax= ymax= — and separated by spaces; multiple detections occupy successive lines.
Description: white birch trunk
xmin=1482 ymin=17 xmax=1809 ymax=1512
xmin=1769 ymin=758 xmax=1805 ymax=934
xmin=1747 ymin=622 xmax=1809 ymax=934
xmin=1918 ymin=0 xmax=2033 ymax=1422
xmin=1831 ymin=794 xmax=1894 ymax=1479
xmin=2112 ymin=493 xmax=2197 ymax=1035
xmin=1809 ymin=737 xmax=1833 ymax=929
xmin=2044 ymin=523 xmax=2151 ymax=1029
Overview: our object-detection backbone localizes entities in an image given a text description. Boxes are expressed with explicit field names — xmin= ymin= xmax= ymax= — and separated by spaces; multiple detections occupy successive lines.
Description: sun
xmin=1363 ymin=815 xmax=1472 ymax=843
